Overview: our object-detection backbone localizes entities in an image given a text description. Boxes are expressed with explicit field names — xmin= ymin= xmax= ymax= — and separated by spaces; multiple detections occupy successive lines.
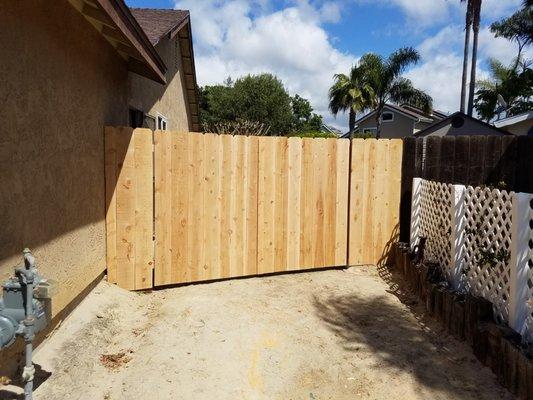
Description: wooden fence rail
xmin=105 ymin=128 xmax=403 ymax=289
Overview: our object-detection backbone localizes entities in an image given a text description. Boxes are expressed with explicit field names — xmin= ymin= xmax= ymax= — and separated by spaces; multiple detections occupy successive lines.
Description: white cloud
xmin=405 ymin=20 xmax=528 ymax=114
xmin=176 ymin=0 xmax=356 ymax=129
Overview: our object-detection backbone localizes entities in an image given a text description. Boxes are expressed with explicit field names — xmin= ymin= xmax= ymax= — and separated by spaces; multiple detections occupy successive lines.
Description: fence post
xmin=508 ymin=192 xmax=532 ymax=336
xmin=450 ymin=184 xmax=466 ymax=290
xmin=410 ymin=177 xmax=422 ymax=250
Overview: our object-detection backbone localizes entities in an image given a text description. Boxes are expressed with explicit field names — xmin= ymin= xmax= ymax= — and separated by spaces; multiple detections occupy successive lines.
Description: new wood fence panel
xmin=105 ymin=127 xmax=154 ymax=290
xmin=349 ymin=139 xmax=403 ymax=266
xmin=108 ymin=129 xmax=402 ymax=289
xmin=257 ymin=136 xmax=350 ymax=273
xmin=155 ymin=132 xmax=259 ymax=285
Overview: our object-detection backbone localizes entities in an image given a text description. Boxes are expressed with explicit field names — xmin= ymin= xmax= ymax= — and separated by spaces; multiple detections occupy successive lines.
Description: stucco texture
xmin=128 ymin=34 xmax=192 ymax=132
xmin=0 ymin=0 xmax=128 ymax=321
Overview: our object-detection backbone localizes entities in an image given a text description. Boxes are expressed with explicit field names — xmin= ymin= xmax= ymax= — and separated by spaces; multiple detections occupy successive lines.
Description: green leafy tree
xmin=291 ymin=94 xmax=323 ymax=132
xmin=474 ymin=58 xmax=533 ymax=121
xmin=231 ymin=74 xmax=294 ymax=135
xmin=199 ymin=74 xmax=324 ymax=136
xmin=198 ymin=85 xmax=236 ymax=127
xmin=328 ymin=64 xmax=374 ymax=135
xmin=359 ymin=48 xmax=433 ymax=138
xmin=491 ymin=4 xmax=533 ymax=61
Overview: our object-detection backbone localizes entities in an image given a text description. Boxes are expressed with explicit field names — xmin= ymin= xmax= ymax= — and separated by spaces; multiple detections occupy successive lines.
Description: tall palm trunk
xmin=467 ymin=0 xmax=482 ymax=116
xmin=348 ymin=108 xmax=356 ymax=136
xmin=460 ymin=0 xmax=472 ymax=113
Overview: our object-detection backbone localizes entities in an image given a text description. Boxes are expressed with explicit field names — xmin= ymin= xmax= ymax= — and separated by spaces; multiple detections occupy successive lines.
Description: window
xmin=382 ymin=112 xmax=394 ymax=122
xmin=157 ymin=114 xmax=168 ymax=130
xmin=129 ymin=108 xmax=144 ymax=128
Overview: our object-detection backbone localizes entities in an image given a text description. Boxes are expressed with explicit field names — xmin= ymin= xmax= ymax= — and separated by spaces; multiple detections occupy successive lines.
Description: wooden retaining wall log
xmin=464 ymin=296 xmax=494 ymax=346
xmin=451 ymin=295 xmax=465 ymax=340
xmin=426 ymin=283 xmax=436 ymax=315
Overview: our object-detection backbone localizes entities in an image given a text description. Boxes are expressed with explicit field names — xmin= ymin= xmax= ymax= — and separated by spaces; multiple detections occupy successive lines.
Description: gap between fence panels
xmin=104 ymin=127 xmax=404 ymax=290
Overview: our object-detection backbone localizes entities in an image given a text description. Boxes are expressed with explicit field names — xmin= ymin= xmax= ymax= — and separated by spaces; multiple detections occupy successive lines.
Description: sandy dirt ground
xmin=1 ymin=265 xmax=514 ymax=400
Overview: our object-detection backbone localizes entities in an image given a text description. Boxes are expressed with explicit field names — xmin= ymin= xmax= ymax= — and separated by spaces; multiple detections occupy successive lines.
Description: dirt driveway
xmin=2 ymin=266 xmax=513 ymax=400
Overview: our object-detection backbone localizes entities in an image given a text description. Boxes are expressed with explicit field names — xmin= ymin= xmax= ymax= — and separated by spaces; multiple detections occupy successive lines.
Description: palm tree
xmin=328 ymin=65 xmax=374 ymax=135
xmin=467 ymin=0 xmax=482 ymax=116
xmin=460 ymin=0 xmax=473 ymax=113
xmin=474 ymin=57 xmax=533 ymax=121
xmin=359 ymin=48 xmax=433 ymax=138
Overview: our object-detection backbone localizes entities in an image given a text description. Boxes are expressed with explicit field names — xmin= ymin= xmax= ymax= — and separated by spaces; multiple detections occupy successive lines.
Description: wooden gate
xmin=105 ymin=128 xmax=403 ymax=290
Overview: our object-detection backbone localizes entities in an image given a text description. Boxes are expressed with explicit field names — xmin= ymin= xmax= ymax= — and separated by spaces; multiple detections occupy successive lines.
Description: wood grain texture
xmin=109 ymin=131 xmax=403 ymax=288
xmin=105 ymin=127 xmax=155 ymax=290
xmin=348 ymin=139 xmax=403 ymax=266
xmin=104 ymin=127 xmax=117 ymax=284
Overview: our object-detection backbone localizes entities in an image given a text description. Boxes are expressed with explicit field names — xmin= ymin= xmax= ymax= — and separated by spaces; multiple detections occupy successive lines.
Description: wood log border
xmin=392 ymin=242 xmax=533 ymax=400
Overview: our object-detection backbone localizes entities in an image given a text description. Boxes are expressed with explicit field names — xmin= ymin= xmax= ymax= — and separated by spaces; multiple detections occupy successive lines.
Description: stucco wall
xmin=0 ymin=0 xmax=128 ymax=323
xmin=358 ymin=112 xmax=415 ymax=138
xmin=128 ymin=33 xmax=192 ymax=131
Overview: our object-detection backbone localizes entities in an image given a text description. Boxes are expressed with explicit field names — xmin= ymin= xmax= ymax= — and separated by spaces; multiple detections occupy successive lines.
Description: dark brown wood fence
xmin=400 ymin=135 xmax=533 ymax=242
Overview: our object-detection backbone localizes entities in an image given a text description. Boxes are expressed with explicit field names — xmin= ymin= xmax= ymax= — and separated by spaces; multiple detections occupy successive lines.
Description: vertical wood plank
xmin=258 ymin=137 xmax=275 ymax=273
xmin=324 ymin=138 xmax=337 ymax=265
xmin=104 ymin=127 xmax=117 ymax=284
xmin=348 ymin=139 xmax=366 ymax=265
xmin=362 ymin=139 xmax=376 ymax=264
xmin=220 ymin=134 xmax=232 ymax=278
xmin=387 ymin=139 xmax=403 ymax=259
xmin=312 ymin=139 xmax=326 ymax=268
xmin=372 ymin=140 xmax=389 ymax=265
xmin=335 ymin=139 xmax=349 ymax=266
xmin=300 ymin=138 xmax=314 ymax=268
xmin=115 ymin=127 xmax=136 ymax=290
xmin=287 ymin=137 xmax=302 ymax=269
xmin=171 ymin=132 xmax=189 ymax=283
xmin=133 ymin=128 xmax=154 ymax=289
xmin=245 ymin=136 xmax=259 ymax=276
xmin=273 ymin=137 xmax=288 ymax=271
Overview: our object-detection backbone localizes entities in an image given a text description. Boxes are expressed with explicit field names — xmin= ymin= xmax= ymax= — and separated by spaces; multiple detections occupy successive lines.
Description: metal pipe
xmin=21 ymin=249 xmax=36 ymax=400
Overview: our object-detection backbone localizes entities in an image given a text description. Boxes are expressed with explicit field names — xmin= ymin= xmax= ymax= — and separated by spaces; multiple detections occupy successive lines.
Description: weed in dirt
xmin=99 ymin=350 xmax=134 ymax=370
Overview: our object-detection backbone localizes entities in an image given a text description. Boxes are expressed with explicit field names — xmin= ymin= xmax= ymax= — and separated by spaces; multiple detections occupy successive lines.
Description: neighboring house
xmin=129 ymin=8 xmax=200 ymax=131
xmin=493 ymin=111 xmax=533 ymax=136
xmin=0 ymin=0 xmax=199 ymax=343
xmin=414 ymin=112 xmax=511 ymax=137
xmin=341 ymin=103 xmax=446 ymax=138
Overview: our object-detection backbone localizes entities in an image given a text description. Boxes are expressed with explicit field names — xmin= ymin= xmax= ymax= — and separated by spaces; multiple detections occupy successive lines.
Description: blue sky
xmin=126 ymin=0 xmax=527 ymax=129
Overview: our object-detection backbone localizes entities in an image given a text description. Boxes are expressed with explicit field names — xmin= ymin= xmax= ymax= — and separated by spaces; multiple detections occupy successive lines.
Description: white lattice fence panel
xmin=418 ymin=180 xmax=453 ymax=276
xmin=525 ymin=197 xmax=533 ymax=342
xmin=463 ymin=186 xmax=513 ymax=323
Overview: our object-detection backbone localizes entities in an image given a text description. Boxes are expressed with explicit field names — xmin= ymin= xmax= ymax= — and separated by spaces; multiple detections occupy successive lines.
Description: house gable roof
xmin=130 ymin=8 xmax=200 ymax=130
xmin=414 ymin=112 xmax=512 ymax=137
xmin=68 ymin=0 xmax=167 ymax=83
xmin=353 ymin=104 xmax=435 ymax=127
xmin=130 ymin=9 xmax=189 ymax=46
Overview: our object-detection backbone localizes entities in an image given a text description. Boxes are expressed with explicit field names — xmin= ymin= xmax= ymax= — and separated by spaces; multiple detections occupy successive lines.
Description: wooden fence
xmin=400 ymin=135 xmax=533 ymax=242
xmin=105 ymin=128 xmax=403 ymax=290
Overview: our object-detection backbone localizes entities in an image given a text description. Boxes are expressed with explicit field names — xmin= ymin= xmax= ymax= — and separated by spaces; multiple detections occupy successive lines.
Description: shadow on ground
xmin=313 ymin=265 xmax=509 ymax=400
xmin=0 ymin=364 xmax=51 ymax=400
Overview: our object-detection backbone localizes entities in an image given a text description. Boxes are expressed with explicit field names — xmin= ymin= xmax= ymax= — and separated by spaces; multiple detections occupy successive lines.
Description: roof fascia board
xmin=96 ymin=0 xmax=167 ymax=84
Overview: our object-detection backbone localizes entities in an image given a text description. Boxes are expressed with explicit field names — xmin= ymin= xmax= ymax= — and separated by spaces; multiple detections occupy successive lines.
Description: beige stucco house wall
xmin=128 ymin=34 xmax=192 ymax=132
xmin=0 ymin=0 xmax=134 ymax=372
xmin=0 ymin=0 xmax=129 ymax=314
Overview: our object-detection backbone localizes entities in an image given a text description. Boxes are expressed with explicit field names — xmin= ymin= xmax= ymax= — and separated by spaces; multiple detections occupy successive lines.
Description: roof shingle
xmin=130 ymin=8 xmax=189 ymax=46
